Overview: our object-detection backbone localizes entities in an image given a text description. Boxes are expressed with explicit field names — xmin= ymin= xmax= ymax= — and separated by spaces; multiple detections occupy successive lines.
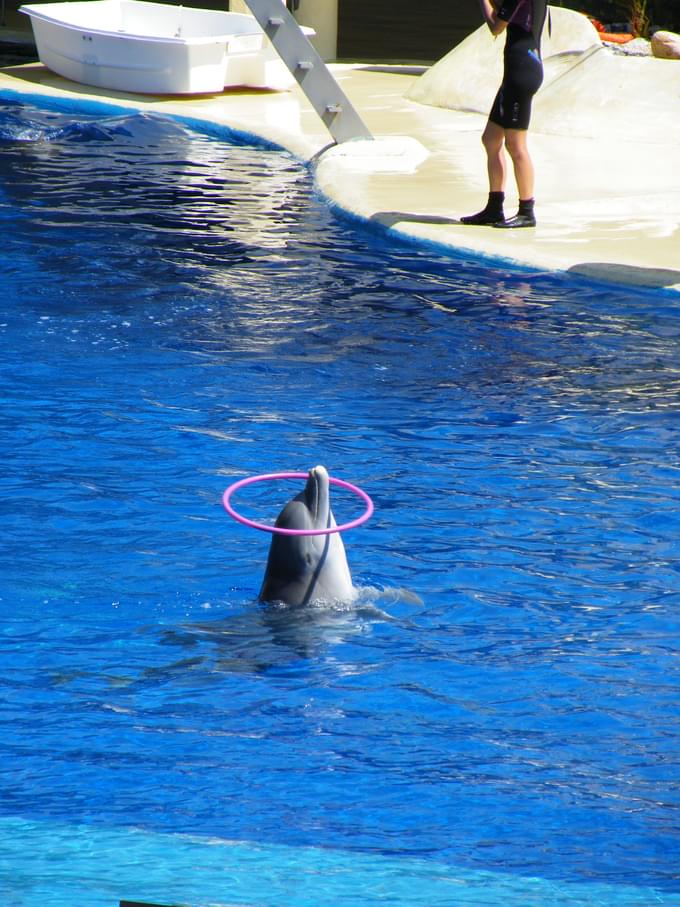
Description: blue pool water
xmin=1 ymin=98 xmax=679 ymax=906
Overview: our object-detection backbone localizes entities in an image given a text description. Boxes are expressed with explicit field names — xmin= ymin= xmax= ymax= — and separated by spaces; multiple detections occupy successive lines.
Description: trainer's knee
xmin=504 ymin=131 xmax=529 ymax=161
xmin=482 ymin=130 xmax=503 ymax=156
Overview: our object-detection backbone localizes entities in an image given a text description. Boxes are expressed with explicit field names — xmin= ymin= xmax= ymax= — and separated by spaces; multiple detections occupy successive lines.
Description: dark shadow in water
xmin=157 ymin=599 xmax=391 ymax=676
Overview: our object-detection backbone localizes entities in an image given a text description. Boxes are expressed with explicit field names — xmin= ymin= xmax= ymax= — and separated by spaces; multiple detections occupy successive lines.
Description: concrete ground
xmin=0 ymin=10 xmax=678 ymax=293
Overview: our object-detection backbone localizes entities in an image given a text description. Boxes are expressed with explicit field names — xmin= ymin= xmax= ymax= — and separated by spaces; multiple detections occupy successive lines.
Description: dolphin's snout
xmin=307 ymin=465 xmax=330 ymax=524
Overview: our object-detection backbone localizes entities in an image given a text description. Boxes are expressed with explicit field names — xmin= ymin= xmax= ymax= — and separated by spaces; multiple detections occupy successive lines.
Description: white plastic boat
xmin=20 ymin=0 xmax=306 ymax=94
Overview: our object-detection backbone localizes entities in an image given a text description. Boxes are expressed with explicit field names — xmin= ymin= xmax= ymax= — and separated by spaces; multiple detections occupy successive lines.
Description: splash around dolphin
xmin=259 ymin=465 xmax=357 ymax=607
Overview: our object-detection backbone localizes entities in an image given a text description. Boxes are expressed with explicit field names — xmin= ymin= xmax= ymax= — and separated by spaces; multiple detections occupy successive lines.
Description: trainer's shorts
xmin=489 ymin=47 xmax=544 ymax=130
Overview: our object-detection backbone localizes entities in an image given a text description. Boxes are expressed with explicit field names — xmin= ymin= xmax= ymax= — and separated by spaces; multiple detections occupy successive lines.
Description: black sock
xmin=487 ymin=191 xmax=506 ymax=218
xmin=518 ymin=198 xmax=535 ymax=217
xmin=461 ymin=191 xmax=505 ymax=225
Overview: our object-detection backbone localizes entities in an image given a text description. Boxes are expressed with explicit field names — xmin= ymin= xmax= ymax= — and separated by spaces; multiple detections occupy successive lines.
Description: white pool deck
xmin=1 ymin=20 xmax=679 ymax=294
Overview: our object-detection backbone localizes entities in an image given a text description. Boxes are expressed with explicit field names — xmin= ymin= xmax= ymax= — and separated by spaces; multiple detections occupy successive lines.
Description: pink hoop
xmin=222 ymin=472 xmax=374 ymax=536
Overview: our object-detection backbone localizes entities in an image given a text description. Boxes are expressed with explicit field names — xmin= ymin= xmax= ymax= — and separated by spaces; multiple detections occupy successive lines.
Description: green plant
xmin=623 ymin=0 xmax=650 ymax=36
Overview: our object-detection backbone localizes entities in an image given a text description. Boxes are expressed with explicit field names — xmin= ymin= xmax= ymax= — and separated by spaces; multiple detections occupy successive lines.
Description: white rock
xmin=651 ymin=30 xmax=680 ymax=59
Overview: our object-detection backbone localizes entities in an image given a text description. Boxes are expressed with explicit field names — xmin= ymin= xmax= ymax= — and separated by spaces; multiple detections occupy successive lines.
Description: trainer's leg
xmin=482 ymin=121 xmax=507 ymax=193
xmin=504 ymin=128 xmax=534 ymax=200
xmin=461 ymin=122 xmax=507 ymax=225
xmin=496 ymin=128 xmax=537 ymax=228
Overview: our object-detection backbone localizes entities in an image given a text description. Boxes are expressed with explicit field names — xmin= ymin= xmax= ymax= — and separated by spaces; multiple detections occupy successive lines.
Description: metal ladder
xmin=242 ymin=0 xmax=373 ymax=144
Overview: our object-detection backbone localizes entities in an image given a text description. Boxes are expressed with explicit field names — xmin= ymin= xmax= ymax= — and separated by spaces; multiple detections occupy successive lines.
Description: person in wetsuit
xmin=461 ymin=0 xmax=548 ymax=228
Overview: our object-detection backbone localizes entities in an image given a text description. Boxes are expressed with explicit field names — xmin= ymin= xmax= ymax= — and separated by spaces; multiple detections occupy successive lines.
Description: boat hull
xmin=20 ymin=0 xmax=298 ymax=94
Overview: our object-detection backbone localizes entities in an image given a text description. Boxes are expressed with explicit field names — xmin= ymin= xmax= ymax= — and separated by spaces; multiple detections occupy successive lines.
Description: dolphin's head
xmin=259 ymin=465 xmax=354 ymax=607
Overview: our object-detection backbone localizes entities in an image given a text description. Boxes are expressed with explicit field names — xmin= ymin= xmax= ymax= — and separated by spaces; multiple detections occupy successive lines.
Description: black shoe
xmin=460 ymin=210 xmax=505 ymax=226
xmin=494 ymin=213 xmax=536 ymax=229
xmin=460 ymin=191 xmax=505 ymax=226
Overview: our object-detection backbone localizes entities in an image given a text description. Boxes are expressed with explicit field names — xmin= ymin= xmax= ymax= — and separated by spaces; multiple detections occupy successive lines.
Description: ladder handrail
xmin=242 ymin=0 xmax=373 ymax=144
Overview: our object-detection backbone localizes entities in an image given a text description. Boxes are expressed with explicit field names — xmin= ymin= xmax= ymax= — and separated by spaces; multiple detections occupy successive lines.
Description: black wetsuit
xmin=489 ymin=0 xmax=548 ymax=130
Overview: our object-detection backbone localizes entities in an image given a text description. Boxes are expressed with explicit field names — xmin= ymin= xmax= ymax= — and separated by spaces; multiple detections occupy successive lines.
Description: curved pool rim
xmin=1 ymin=82 xmax=678 ymax=299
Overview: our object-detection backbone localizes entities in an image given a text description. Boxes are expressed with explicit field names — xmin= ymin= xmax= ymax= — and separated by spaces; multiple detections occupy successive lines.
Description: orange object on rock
xmin=600 ymin=32 xmax=635 ymax=43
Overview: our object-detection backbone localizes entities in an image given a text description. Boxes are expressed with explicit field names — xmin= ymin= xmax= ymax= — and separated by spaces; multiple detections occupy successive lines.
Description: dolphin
xmin=259 ymin=465 xmax=356 ymax=607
